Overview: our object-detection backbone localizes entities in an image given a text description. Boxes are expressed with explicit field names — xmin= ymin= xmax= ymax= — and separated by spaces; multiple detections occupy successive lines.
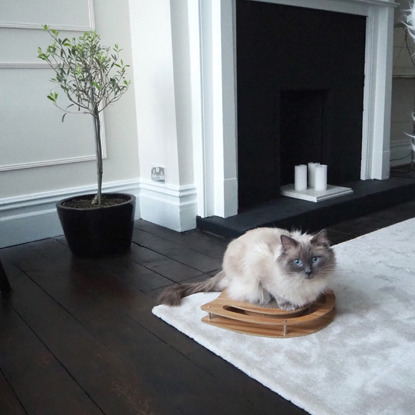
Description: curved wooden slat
xmin=201 ymin=290 xmax=336 ymax=338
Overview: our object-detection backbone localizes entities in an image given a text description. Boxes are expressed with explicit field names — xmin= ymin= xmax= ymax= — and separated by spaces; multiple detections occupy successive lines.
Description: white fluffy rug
xmin=152 ymin=219 xmax=415 ymax=415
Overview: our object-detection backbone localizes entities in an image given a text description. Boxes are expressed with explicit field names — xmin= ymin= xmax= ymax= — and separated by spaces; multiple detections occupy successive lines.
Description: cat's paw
xmin=277 ymin=300 xmax=297 ymax=311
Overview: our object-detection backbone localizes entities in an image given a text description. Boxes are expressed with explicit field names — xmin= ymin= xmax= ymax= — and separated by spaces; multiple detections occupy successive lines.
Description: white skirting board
xmin=0 ymin=179 xmax=199 ymax=248
xmin=281 ymin=184 xmax=353 ymax=202
xmin=138 ymin=180 xmax=198 ymax=233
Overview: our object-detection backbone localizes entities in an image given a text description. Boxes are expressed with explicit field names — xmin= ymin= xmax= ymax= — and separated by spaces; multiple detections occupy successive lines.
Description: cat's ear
xmin=280 ymin=235 xmax=298 ymax=252
xmin=311 ymin=229 xmax=330 ymax=247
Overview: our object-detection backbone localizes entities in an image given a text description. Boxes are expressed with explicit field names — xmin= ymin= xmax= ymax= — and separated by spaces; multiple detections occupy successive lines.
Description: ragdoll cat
xmin=159 ymin=227 xmax=336 ymax=310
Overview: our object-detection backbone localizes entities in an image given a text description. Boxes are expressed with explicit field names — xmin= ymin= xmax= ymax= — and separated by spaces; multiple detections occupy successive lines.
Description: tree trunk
xmin=93 ymin=109 xmax=103 ymax=206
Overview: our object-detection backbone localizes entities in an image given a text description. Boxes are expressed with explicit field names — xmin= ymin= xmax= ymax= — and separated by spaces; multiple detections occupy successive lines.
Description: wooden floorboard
xmin=2 ymin=199 xmax=415 ymax=415
xmin=132 ymin=228 xmax=223 ymax=274
xmin=134 ymin=221 xmax=228 ymax=260
xmin=0 ymin=297 xmax=103 ymax=415
xmin=1 ymin=260 xmax=165 ymax=415
xmin=0 ymin=368 xmax=26 ymax=415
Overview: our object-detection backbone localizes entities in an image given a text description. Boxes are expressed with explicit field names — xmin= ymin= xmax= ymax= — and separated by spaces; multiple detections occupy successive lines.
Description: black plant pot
xmin=57 ymin=193 xmax=136 ymax=257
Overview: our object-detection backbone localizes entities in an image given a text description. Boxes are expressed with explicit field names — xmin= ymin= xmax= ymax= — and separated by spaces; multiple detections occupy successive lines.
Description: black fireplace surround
xmin=236 ymin=0 xmax=366 ymax=210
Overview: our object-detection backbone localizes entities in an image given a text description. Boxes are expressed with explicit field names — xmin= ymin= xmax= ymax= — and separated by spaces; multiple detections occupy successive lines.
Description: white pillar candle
xmin=294 ymin=164 xmax=307 ymax=191
xmin=308 ymin=162 xmax=320 ymax=188
xmin=314 ymin=164 xmax=328 ymax=191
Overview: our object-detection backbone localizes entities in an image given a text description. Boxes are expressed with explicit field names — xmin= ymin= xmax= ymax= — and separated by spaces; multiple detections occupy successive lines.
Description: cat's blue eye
xmin=312 ymin=256 xmax=319 ymax=263
xmin=294 ymin=259 xmax=302 ymax=266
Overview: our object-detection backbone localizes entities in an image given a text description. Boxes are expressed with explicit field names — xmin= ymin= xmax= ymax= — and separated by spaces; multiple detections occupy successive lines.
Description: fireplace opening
xmin=279 ymin=89 xmax=328 ymax=186
xmin=236 ymin=0 xmax=366 ymax=211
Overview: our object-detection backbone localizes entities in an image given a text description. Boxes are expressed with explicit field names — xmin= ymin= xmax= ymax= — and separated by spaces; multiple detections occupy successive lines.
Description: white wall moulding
xmin=0 ymin=27 xmax=93 ymax=65
xmin=0 ymin=154 xmax=106 ymax=173
xmin=0 ymin=0 xmax=101 ymax=174
xmin=0 ymin=22 xmax=94 ymax=32
xmin=0 ymin=0 xmax=94 ymax=31
xmin=0 ymin=63 xmax=52 ymax=69
xmin=196 ymin=0 xmax=396 ymax=219
xmin=0 ymin=179 xmax=141 ymax=249
xmin=139 ymin=180 xmax=198 ymax=232
xmin=0 ymin=69 xmax=107 ymax=172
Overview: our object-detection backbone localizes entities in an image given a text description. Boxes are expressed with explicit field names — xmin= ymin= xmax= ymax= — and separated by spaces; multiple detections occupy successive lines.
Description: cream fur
xmin=158 ymin=227 xmax=335 ymax=308
xmin=220 ymin=228 xmax=335 ymax=308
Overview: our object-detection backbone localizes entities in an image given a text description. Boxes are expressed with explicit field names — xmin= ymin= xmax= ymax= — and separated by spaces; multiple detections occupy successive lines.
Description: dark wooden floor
xmin=1 ymin=198 xmax=415 ymax=415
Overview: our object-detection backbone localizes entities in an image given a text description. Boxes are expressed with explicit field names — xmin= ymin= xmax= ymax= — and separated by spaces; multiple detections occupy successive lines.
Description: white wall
xmin=1 ymin=0 xmax=200 ymax=248
xmin=0 ymin=0 xmax=140 ymax=248
xmin=390 ymin=78 xmax=415 ymax=166
xmin=94 ymin=1 xmax=140 ymax=186
xmin=128 ymin=0 xmax=198 ymax=232
xmin=129 ymin=0 xmax=179 ymax=185
xmin=391 ymin=0 xmax=415 ymax=166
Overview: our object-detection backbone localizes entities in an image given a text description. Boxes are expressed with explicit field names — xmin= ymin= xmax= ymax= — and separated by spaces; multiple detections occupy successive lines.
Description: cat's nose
xmin=305 ymin=268 xmax=312 ymax=278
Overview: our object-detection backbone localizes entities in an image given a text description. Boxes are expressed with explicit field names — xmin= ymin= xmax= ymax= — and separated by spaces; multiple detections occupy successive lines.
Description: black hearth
xmin=236 ymin=0 xmax=366 ymax=211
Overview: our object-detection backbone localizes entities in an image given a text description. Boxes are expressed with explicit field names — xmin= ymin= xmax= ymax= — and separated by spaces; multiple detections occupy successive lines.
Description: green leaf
xmin=47 ymin=92 xmax=58 ymax=104
xmin=38 ymin=26 xmax=130 ymax=117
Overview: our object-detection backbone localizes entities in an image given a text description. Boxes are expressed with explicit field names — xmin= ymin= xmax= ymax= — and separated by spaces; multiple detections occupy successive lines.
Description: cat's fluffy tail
xmin=158 ymin=271 xmax=225 ymax=306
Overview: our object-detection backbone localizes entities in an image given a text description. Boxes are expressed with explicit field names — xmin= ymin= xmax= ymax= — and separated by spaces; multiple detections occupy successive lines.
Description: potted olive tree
xmin=38 ymin=25 xmax=136 ymax=257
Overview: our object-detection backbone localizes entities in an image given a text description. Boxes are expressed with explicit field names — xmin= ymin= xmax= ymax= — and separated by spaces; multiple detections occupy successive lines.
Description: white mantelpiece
xmin=193 ymin=0 xmax=396 ymax=219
